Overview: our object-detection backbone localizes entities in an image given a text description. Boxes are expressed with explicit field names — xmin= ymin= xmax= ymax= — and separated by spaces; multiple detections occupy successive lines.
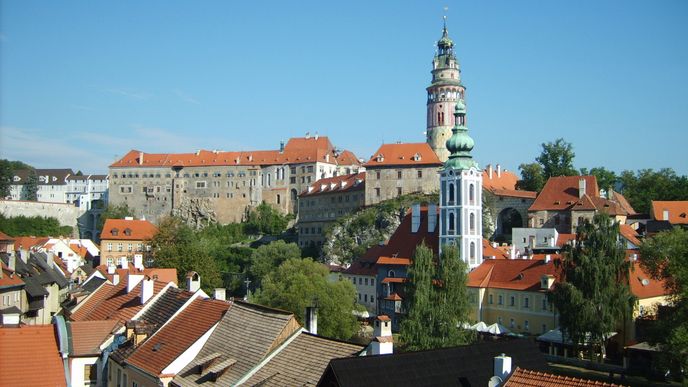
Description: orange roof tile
xmin=376 ymin=256 xmax=412 ymax=265
xmin=556 ymin=234 xmax=576 ymax=247
xmin=100 ymin=219 xmax=158 ymax=241
xmin=619 ymin=224 xmax=641 ymax=247
xmin=381 ymin=277 xmax=406 ymax=284
xmin=335 ymin=150 xmax=361 ymax=166
xmin=651 ymin=201 xmax=688 ymax=224
xmin=529 ymin=176 xmax=599 ymax=212
xmin=70 ymin=320 xmax=119 ymax=356
xmin=0 ymin=231 xmax=14 ymax=241
xmin=483 ymin=240 xmax=510 ymax=259
xmin=300 ymin=172 xmax=365 ymax=197
xmin=467 ymin=259 xmax=559 ymax=291
xmin=13 ymin=236 xmax=50 ymax=251
xmin=491 ymin=188 xmax=537 ymax=199
xmin=505 ymin=367 xmax=625 ymax=386
xmin=0 ymin=263 xmax=24 ymax=288
xmin=125 ymin=297 xmax=230 ymax=376
xmin=482 ymin=168 xmax=519 ymax=191
xmin=95 ymin=266 xmax=178 ymax=286
xmin=0 ymin=325 xmax=67 ymax=387
xmin=385 ymin=293 xmax=403 ymax=301
xmin=363 ymin=143 xmax=442 ymax=167
xmin=609 ymin=191 xmax=636 ymax=215
xmin=629 ymin=258 xmax=669 ymax=299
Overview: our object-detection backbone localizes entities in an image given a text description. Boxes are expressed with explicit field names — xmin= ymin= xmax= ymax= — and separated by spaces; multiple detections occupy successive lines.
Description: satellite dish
xmin=641 ymin=278 xmax=650 ymax=286
xmin=488 ymin=376 xmax=503 ymax=387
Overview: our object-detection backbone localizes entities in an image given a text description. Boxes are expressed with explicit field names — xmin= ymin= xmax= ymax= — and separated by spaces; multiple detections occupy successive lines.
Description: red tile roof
xmin=505 ymin=367 xmax=625 ymax=386
xmin=0 ymin=325 xmax=67 ymax=386
xmin=363 ymin=143 xmax=442 ymax=167
xmin=125 ymin=297 xmax=230 ymax=376
xmin=483 ymin=240 xmax=510 ymax=259
xmin=343 ymin=258 xmax=379 ymax=276
xmin=100 ymin=219 xmax=158 ymax=241
xmin=0 ymin=263 xmax=25 ymax=288
xmin=482 ymin=168 xmax=519 ymax=191
xmin=70 ymin=320 xmax=119 ymax=356
xmin=556 ymin=234 xmax=576 ymax=247
xmin=529 ymin=176 xmax=599 ymax=212
xmin=629 ymin=258 xmax=669 ymax=299
xmin=467 ymin=259 xmax=559 ymax=291
xmin=619 ymin=225 xmax=641 ymax=247
xmin=335 ymin=150 xmax=361 ymax=166
xmin=491 ymin=189 xmax=537 ymax=199
xmin=300 ymin=172 xmax=365 ymax=197
xmin=377 ymin=256 xmax=412 ymax=265
xmin=609 ymin=191 xmax=636 ymax=215
xmin=381 ymin=277 xmax=406 ymax=284
xmin=0 ymin=231 xmax=14 ymax=241
xmin=95 ymin=266 xmax=178 ymax=285
xmin=385 ymin=293 xmax=403 ymax=301
xmin=13 ymin=236 xmax=50 ymax=251
xmin=651 ymin=201 xmax=688 ymax=224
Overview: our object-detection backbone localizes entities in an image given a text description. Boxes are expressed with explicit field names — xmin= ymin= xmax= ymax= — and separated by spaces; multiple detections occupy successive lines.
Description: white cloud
xmin=103 ymin=88 xmax=152 ymax=100
xmin=173 ymin=89 xmax=200 ymax=105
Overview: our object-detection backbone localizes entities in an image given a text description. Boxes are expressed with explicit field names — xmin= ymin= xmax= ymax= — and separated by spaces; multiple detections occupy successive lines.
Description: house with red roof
xmin=482 ymin=164 xmax=537 ymax=242
xmin=651 ymin=200 xmax=688 ymax=226
xmin=100 ymin=218 xmax=158 ymax=268
xmin=363 ymin=143 xmax=443 ymax=206
xmin=0 ymin=324 xmax=68 ymax=386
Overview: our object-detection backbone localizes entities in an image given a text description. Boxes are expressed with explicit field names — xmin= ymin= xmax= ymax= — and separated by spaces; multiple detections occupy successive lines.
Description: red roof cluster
xmin=364 ymin=143 xmax=442 ymax=167
xmin=651 ymin=200 xmax=688 ymax=224
xmin=300 ymin=172 xmax=365 ymax=197
xmin=529 ymin=176 xmax=599 ymax=212
xmin=100 ymin=218 xmax=158 ymax=241
xmin=505 ymin=367 xmax=625 ymax=386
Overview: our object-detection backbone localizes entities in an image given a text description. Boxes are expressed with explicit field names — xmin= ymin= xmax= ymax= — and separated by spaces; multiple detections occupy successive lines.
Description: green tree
xmin=23 ymin=169 xmax=38 ymax=201
xmin=580 ymin=167 xmax=617 ymax=195
xmin=253 ymin=257 xmax=360 ymax=340
xmin=0 ymin=160 xmax=33 ymax=198
xmin=98 ymin=203 xmax=134 ymax=229
xmin=249 ymin=240 xmax=302 ymax=284
xmin=536 ymin=138 xmax=578 ymax=179
xmin=400 ymin=244 xmax=474 ymax=351
xmin=0 ymin=214 xmax=72 ymax=236
xmin=517 ymin=162 xmax=545 ymax=192
xmin=482 ymin=191 xmax=496 ymax=239
xmin=639 ymin=228 xmax=688 ymax=378
xmin=244 ymin=202 xmax=292 ymax=235
xmin=549 ymin=214 xmax=635 ymax=361
xmin=150 ymin=216 xmax=221 ymax=291
xmin=618 ymin=168 xmax=688 ymax=214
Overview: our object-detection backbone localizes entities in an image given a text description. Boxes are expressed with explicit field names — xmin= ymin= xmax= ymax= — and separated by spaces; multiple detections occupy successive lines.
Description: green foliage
xmin=322 ymin=192 xmax=438 ymax=265
xmin=244 ymin=202 xmax=292 ymax=235
xmin=400 ymin=244 xmax=474 ymax=351
xmin=150 ymin=216 xmax=222 ymax=291
xmin=549 ymin=214 xmax=635 ymax=361
xmin=618 ymin=168 xmax=688 ymax=214
xmin=580 ymin=167 xmax=617 ymax=194
xmin=0 ymin=159 xmax=33 ymax=198
xmin=249 ymin=240 xmax=302 ymax=285
xmin=0 ymin=214 xmax=73 ymax=237
xmin=639 ymin=228 xmax=688 ymax=378
xmin=23 ymin=169 xmax=38 ymax=201
xmin=536 ymin=138 xmax=578 ymax=178
xmin=482 ymin=190 xmax=496 ymax=239
xmin=517 ymin=162 xmax=545 ymax=192
xmin=98 ymin=203 xmax=134 ymax=229
xmin=253 ymin=257 xmax=361 ymax=340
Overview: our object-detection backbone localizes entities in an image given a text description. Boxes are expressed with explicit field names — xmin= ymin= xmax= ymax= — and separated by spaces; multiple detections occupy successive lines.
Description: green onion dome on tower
xmin=444 ymin=99 xmax=478 ymax=170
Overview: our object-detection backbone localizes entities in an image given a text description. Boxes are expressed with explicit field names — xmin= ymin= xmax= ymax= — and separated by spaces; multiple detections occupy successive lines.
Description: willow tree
xmin=549 ymin=214 xmax=635 ymax=361
xmin=400 ymin=244 xmax=473 ymax=351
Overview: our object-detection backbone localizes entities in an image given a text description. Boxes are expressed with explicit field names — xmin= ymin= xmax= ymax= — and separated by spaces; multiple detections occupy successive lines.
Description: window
xmin=397 ymin=170 xmax=402 ymax=179
xmin=364 ymin=278 xmax=368 ymax=285
xmin=470 ymin=213 xmax=475 ymax=232
xmin=128 ymin=243 xmax=133 ymax=252
xmin=307 ymin=166 xmax=313 ymax=173
xmin=524 ymin=297 xmax=529 ymax=308
xmin=358 ymin=278 xmax=362 ymax=285
xmin=117 ymin=369 xmax=121 ymax=387
xmin=117 ymin=243 xmax=123 ymax=252
xmin=371 ymin=278 xmax=375 ymax=286
xmin=448 ymin=213 xmax=455 ymax=233
xmin=376 ymin=171 xmax=381 ymax=179
xmin=196 ymin=181 xmax=207 ymax=189
xmin=510 ymin=296 xmax=515 ymax=306
xmin=290 ymin=177 xmax=296 ymax=184
xmin=510 ymin=318 xmax=515 ymax=328
xmin=119 ymin=186 xmax=132 ymax=194
xmin=417 ymin=170 xmax=423 ymax=178
xmin=375 ymin=188 xmax=380 ymax=197
xmin=488 ymin=294 xmax=493 ymax=304
xmin=364 ymin=294 xmax=368 ymax=302
xmin=107 ymin=243 xmax=112 ymax=252
xmin=524 ymin=320 xmax=529 ymax=331
xmin=542 ymin=298 xmax=547 ymax=310
xmin=397 ymin=187 xmax=402 ymax=196
xmin=469 ymin=183 xmax=475 ymax=203
xmin=498 ymin=295 xmax=503 ymax=305
xmin=470 ymin=242 xmax=476 ymax=260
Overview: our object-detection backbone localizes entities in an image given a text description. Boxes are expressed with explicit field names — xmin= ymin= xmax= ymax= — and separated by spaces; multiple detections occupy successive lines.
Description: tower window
xmin=448 ymin=213 xmax=455 ymax=234
xmin=470 ymin=242 xmax=476 ymax=260
xmin=469 ymin=184 xmax=475 ymax=204
xmin=448 ymin=183 xmax=455 ymax=204
xmin=470 ymin=213 xmax=475 ymax=232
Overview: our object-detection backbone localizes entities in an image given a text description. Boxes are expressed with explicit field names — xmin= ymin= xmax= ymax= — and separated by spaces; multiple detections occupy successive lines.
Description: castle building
xmin=426 ymin=20 xmax=466 ymax=162
xmin=438 ymin=101 xmax=483 ymax=269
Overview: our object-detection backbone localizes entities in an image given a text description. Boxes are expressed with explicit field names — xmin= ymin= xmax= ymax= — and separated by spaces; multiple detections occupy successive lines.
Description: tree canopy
xmin=244 ymin=202 xmax=292 ymax=235
xmin=400 ymin=244 xmax=474 ymax=351
xmin=0 ymin=159 xmax=33 ymax=198
xmin=618 ymin=168 xmax=688 ymax=214
xmin=536 ymin=138 xmax=578 ymax=178
xmin=549 ymin=214 xmax=635 ymax=361
xmin=517 ymin=162 xmax=545 ymax=192
xmin=0 ymin=214 xmax=73 ymax=237
xmin=580 ymin=167 xmax=617 ymax=195
xmin=249 ymin=240 xmax=302 ymax=285
xmin=639 ymin=228 xmax=688 ymax=378
xmin=98 ymin=203 xmax=134 ymax=230
xmin=253 ymin=257 xmax=360 ymax=340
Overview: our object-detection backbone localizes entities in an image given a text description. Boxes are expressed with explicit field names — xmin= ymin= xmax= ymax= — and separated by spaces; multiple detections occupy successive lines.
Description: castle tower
xmin=426 ymin=18 xmax=465 ymax=162
xmin=439 ymin=100 xmax=483 ymax=269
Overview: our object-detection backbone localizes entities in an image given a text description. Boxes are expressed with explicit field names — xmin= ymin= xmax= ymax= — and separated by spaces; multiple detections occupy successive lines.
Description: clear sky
xmin=1 ymin=1 xmax=687 ymax=175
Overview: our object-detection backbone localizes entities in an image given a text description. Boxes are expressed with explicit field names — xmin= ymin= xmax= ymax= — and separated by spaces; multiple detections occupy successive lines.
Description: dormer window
xmin=375 ymin=154 xmax=384 ymax=162
xmin=412 ymin=153 xmax=422 ymax=162
xmin=111 ymin=228 xmax=119 ymax=236
xmin=124 ymin=228 xmax=132 ymax=236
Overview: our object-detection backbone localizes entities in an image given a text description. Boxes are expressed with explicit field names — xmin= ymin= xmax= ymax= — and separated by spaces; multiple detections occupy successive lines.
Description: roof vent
xmin=641 ymin=278 xmax=650 ymax=286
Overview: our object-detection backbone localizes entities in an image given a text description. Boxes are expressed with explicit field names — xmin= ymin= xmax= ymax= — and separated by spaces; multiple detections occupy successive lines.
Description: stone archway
xmin=497 ymin=208 xmax=523 ymax=241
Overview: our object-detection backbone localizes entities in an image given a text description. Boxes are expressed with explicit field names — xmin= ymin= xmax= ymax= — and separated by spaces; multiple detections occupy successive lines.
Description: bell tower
xmin=439 ymin=100 xmax=482 ymax=269
xmin=426 ymin=17 xmax=466 ymax=162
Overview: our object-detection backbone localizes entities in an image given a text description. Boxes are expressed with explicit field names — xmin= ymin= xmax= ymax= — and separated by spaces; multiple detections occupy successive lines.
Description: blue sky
xmin=1 ymin=1 xmax=687 ymax=175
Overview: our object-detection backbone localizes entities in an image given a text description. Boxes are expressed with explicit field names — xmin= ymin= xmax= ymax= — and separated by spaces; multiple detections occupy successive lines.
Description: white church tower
xmin=439 ymin=100 xmax=483 ymax=269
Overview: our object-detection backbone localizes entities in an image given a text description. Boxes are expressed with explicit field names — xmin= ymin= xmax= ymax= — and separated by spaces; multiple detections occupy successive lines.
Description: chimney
xmin=663 ymin=209 xmax=670 ymax=221
xmin=427 ymin=204 xmax=437 ymax=233
xmin=493 ymin=354 xmax=512 ymax=382
xmin=411 ymin=204 xmax=421 ymax=233
xmin=127 ymin=272 xmax=144 ymax=293
xmin=371 ymin=315 xmax=393 ymax=355
xmin=124 ymin=216 xmax=134 ymax=221
xmin=133 ymin=254 xmax=144 ymax=270
xmin=186 ymin=271 xmax=200 ymax=292
xmin=496 ymin=164 xmax=501 ymax=178
xmin=579 ymin=178 xmax=586 ymax=199
xmin=112 ymin=273 xmax=120 ymax=285
xmin=544 ymin=254 xmax=551 ymax=263
xmin=8 ymin=254 xmax=16 ymax=272
xmin=140 ymin=276 xmax=154 ymax=304
xmin=138 ymin=151 xmax=144 ymax=165
xmin=487 ymin=164 xmax=493 ymax=179
xmin=19 ymin=249 xmax=28 ymax=264
xmin=107 ymin=264 xmax=116 ymax=275
xmin=47 ymin=252 xmax=54 ymax=268
xmin=305 ymin=306 xmax=318 ymax=335
xmin=214 ymin=288 xmax=226 ymax=301
xmin=314 ymin=132 xmax=319 ymax=140
xmin=279 ymin=141 xmax=285 ymax=154
xmin=119 ymin=257 xmax=128 ymax=269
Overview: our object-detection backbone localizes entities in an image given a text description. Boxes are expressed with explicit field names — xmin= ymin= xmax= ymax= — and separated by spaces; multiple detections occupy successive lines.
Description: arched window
xmin=448 ymin=183 xmax=455 ymax=204
xmin=470 ymin=213 xmax=475 ymax=232
xmin=469 ymin=184 xmax=475 ymax=204
xmin=449 ymin=212 xmax=455 ymax=233
xmin=388 ymin=270 xmax=395 ymax=278
xmin=470 ymin=242 xmax=476 ymax=260
xmin=276 ymin=194 xmax=281 ymax=204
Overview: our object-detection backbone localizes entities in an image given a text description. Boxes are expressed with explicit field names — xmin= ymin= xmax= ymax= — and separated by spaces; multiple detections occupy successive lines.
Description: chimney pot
xmin=579 ymin=178 xmax=587 ymax=199
xmin=487 ymin=164 xmax=493 ymax=179
xmin=496 ymin=164 xmax=501 ymax=178
xmin=186 ymin=271 xmax=200 ymax=292
xmin=140 ymin=277 xmax=154 ymax=304
xmin=493 ymin=354 xmax=512 ymax=381
xmin=305 ymin=306 xmax=318 ymax=334
xmin=663 ymin=209 xmax=670 ymax=221
xmin=214 ymin=288 xmax=226 ymax=301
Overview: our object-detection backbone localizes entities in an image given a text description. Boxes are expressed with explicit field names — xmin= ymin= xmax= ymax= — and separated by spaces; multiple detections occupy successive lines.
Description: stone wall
xmin=0 ymin=200 xmax=83 ymax=236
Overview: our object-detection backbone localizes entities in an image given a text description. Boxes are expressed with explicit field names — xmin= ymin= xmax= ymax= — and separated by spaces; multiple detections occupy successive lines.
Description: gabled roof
xmin=619 ymin=224 xmax=641 ymax=247
xmin=242 ymin=331 xmax=364 ymax=386
xmin=504 ymin=367 xmax=625 ymax=386
xmin=651 ymin=201 xmax=688 ymax=224
xmin=529 ymin=176 xmax=599 ymax=212
xmin=468 ymin=259 xmax=559 ymax=291
xmin=0 ymin=231 xmax=14 ymax=242
xmin=13 ymin=236 xmax=50 ymax=251
xmin=609 ymin=190 xmax=636 ymax=215
xmin=319 ymin=339 xmax=548 ymax=387
xmin=126 ymin=297 xmax=230 ymax=377
xmin=363 ymin=143 xmax=442 ymax=167
xmin=0 ymin=263 xmax=24 ymax=289
xmin=335 ymin=150 xmax=361 ymax=166
xmin=100 ymin=219 xmax=158 ymax=241
xmin=173 ymin=301 xmax=300 ymax=386
xmin=69 ymin=320 xmax=119 ymax=356
xmin=373 ymin=206 xmax=439 ymax=261
xmin=94 ymin=266 xmax=178 ymax=285
xmin=0 ymin=325 xmax=67 ymax=386
xmin=300 ymin=172 xmax=365 ymax=197
xmin=482 ymin=167 xmax=519 ymax=191
xmin=11 ymin=168 xmax=74 ymax=186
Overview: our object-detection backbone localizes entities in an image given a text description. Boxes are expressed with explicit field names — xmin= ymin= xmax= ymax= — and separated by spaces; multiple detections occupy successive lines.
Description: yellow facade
xmin=469 ymin=287 xmax=558 ymax=336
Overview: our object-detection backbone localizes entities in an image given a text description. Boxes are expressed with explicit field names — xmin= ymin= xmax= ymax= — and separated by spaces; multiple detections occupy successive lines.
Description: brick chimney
xmin=305 ymin=306 xmax=318 ymax=335
xmin=371 ymin=315 xmax=393 ymax=355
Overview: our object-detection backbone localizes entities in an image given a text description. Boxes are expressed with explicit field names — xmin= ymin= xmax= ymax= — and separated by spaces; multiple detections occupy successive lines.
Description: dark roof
xmin=12 ymin=169 xmax=74 ymax=186
xmin=81 ymin=276 xmax=106 ymax=293
xmin=318 ymin=339 xmax=549 ymax=387
xmin=646 ymin=220 xmax=674 ymax=234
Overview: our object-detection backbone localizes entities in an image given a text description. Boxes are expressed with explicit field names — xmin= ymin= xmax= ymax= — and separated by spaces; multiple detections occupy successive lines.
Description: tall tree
xmin=249 ymin=240 xmax=302 ymax=285
xmin=98 ymin=203 xmax=134 ymax=229
xmin=580 ymin=167 xmax=617 ymax=195
xmin=400 ymin=244 xmax=473 ymax=351
xmin=618 ymin=168 xmax=688 ymax=214
xmin=23 ymin=169 xmax=38 ymax=201
xmin=517 ymin=162 xmax=545 ymax=192
xmin=244 ymin=202 xmax=292 ymax=235
xmin=536 ymin=138 xmax=578 ymax=179
xmin=150 ymin=216 xmax=221 ymax=291
xmin=0 ymin=160 xmax=33 ymax=198
xmin=253 ymin=257 xmax=360 ymax=340
xmin=549 ymin=214 xmax=635 ymax=361
xmin=639 ymin=228 xmax=688 ymax=378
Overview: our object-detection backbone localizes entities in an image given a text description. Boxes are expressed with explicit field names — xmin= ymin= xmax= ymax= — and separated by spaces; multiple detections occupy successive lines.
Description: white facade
xmin=439 ymin=166 xmax=483 ymax=269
